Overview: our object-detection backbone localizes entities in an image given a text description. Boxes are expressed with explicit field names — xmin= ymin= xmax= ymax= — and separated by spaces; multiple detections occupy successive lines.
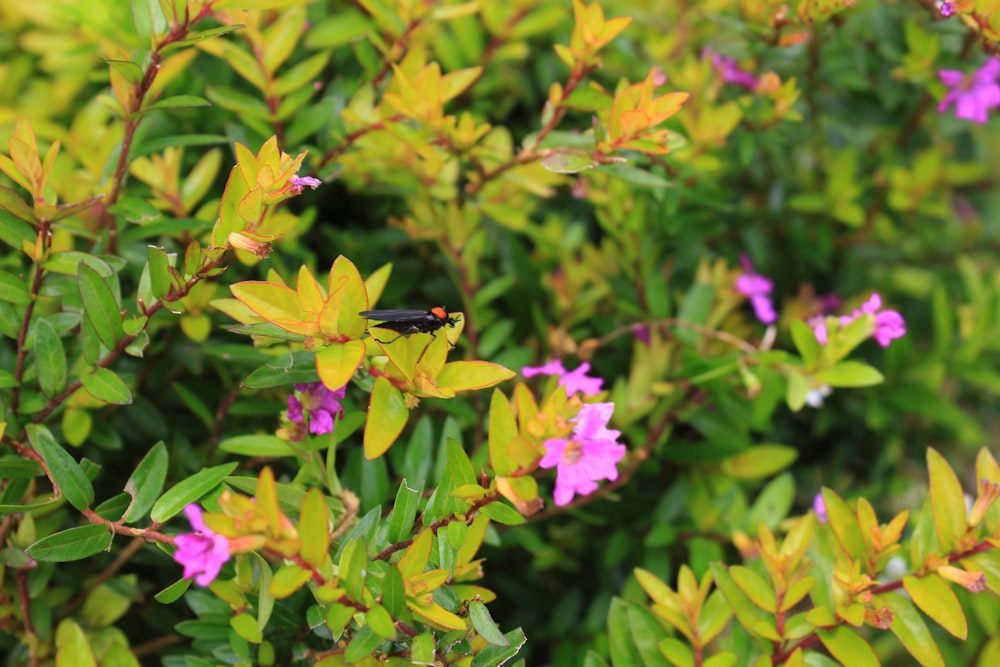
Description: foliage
xmin=0 ymin=0 xmax=998 ymax=666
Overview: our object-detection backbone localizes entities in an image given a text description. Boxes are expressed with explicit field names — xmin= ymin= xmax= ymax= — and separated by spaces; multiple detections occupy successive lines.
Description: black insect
xmin=359 ymin=307 xmax=460 ymax=344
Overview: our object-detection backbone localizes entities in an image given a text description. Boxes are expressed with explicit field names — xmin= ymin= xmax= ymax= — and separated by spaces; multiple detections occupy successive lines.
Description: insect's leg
xmin=374 ymin=332 xmax=407 ymax=344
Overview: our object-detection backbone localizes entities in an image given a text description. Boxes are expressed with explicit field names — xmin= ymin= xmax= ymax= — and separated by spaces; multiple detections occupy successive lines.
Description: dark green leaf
xmin=470 ymin=601 xmax=508 ymax=646
xmin=26 ymin=425 xmax=94 ymax=511
xmin=386 ymin=478 xmax=422 ymax=543
xmin=108 ymin=197 xmax=161 ymax=223
xmin=471 ymin=627 xmax=527 ymax=667
xmin=149 ymin=462 xmax=238 ymax=523
xmin=77 ymin=263 xmax=122 ymax=350
xmin=242 ymin=350 xmax=318 ymax=388
xmin=123 ymin=441 xmax=168 ymax=523
xmin=0 ymin=270 xmax=32 ymax=304
xmin=34 ymin=318 xmax=67 ymax=398
xmin=142 ymin=95 xmax=211 ymax=112
xmin=25 ymin=524 xmax=112 ymax=562
xmin=80 ymin=368 xmax=132 ymax=405
xmin=0 ymin=209 xmax=36 ymax=249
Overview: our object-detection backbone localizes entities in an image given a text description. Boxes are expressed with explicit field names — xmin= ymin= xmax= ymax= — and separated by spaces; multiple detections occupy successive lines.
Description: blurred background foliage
xmin=1 ymin=0 xmax=999 ymax=664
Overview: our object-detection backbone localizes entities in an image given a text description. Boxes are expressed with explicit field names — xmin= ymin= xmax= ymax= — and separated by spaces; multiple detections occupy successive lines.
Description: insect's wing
xmin=358 ymin=309 xmax=431 ymax=321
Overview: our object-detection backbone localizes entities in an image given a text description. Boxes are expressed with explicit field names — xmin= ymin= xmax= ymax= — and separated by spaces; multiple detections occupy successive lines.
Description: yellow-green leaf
xmin=903 ymin=574 xmax=967 ymax=639
xmin=816 ymin=626 xmax=879 ymax=667
xmin=927 ymin=448 xmax=967 ymax=553
xmin=270 ymin=564 xmax=312 ymax=599
xmin=488 ymin=389 xmax=519 ymax=476
xmin=315 ymin=340 xmax=365 ymax=392
xmin=730 ymin=566 xmax=776 ymax=613
xmin=230 ymin=281 xmax=314 ymax=334
xmin=299 ymin=489 xmax=330 ymax=567
xmin=231 ymin=612 xmax=263 ymax=643
xmin=876 ymin=592 xmax=945 ymax=667
xmin=721 ymin=444 xmax=797 ymax=480
xmin=55 ymin=619 xmax=97 ymax=667
xmin=363 ymin=376 xmax=408 ymax=459
xmin=437 ymin=360 xmax=515 ymax=393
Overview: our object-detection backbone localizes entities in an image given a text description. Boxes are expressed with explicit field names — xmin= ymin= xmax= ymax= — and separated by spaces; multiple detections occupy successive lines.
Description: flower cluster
xmin=938 ymin=58 xmax=1000 ymax=124
xmin=812 ymin=293 xmax=906 ymax=348
xmin=705 ymin=48 xmax=758 ymax=90
xmin=522 ymin=360 xmax=604 ymax=396
xmin=539 ymin=402 xmax=627 ymax=506
xmin=173 ymin=504 xmax=230 ymax=586
xmin=287 ymin=382 xmax=346 ymax=437
xmin=735 ymin=256 xmax=777 ymax=324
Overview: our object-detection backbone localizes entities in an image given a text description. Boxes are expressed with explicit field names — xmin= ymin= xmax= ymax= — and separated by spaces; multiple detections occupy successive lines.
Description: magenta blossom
xmin=288 ymin=382 xmax=346 ymax=435
xmin=704 ymin=48 xmax=758 ymax=90
xmin=938 ymin=58 xmax=1000 ymax=124
xmin=540 ymin=402 xmax=626 ymax=506
xmin=939 ymin=2 xmax=956 ymax=18
xmin=289 ymin=175 xmax=322 ymax=194
xmin=813 ymin=493 xmax=829 ymax=524
xmin=174 ymin=504 xmax=230 ymax=586
xmin=735 ymin=256 xmax=777 ymax=324
xmin=522 ymin=360 xmax=603 ymax=396
xmin=813 ymin=293 xmax=905 ymax=348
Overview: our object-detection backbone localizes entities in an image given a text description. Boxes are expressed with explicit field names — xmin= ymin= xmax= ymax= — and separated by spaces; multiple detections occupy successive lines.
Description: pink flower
xmin=939 ymin=2 xmax=956 ymax=17
xmin=174 ymin=504 xmax=230 ymax=586
xmin=289 ymin=175 xmax=322 ymax=194
xmin=735 ymin=256 xmax=777 ymax=324
xmin=704 ymin=48 xmax=758 ymax=90
xmin=288 ymin=382 xmax=346 ymax=435
xmin=813 ymin=293 xmax=905 ymax=348
xmin=522 ymin=360 xmax=604 ymax=397
xmin=540 ymin=402 xmax=626 ymax=506
xmin=938 ymin=58 xmax=1000 ymax=124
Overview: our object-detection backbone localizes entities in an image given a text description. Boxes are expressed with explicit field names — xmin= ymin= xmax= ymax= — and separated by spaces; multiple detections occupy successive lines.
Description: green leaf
xmin=55 ymin=619 xmax=98 ymax=667
xmin=876 ymin=592 xmax=945 ymax=667
xmin=78 ymin=263 xmax=122 ymax=350
xmin=470 ymin=601 xmax=508 ymax=646
xmin=607 ymin=597 xmax=671 ymax=667
xmin=219 ymin=434 xmax=295 ymax=457
xmin=363 ymin=376 xmax=408 ymax=459
xmin=365 ymin=603 xmax=397 ymax=640
xmin=338 ymin=538 xmax=367 ymax=601
xmin=927 ymin=448 xmax=966 ymax=554
xmin=730 ymin=566 xmax=777 ymax=613
xmin=813 ymin=361 xmax=884 ymax=388
xmin=0 ymin=184 xmax=35 ymax=223
xmin=306 ymin=10 xmax=373 ymax=48
xmin=123 ymin=441 xmax=168 ymax=523
xmin=298 ymin=489 xmax=329 ymax=568
xmin=604 ymin=163 xmax=673 ymax=189
xmin=80 ymin=368 xmax=132 ymax=405
xmin=109 ymin=197 xmax=161 ymax=223
xmin=0 ymin=209 xmax=36 ymax=249
xmin=343 ymin=625 xmax=382 ymax=663
xmin=386 ymin=478 xmax=422 ymax=543
xmin=709 ymin=563 xmax=769 ymax=634
xmin=470 ymin=627 xmax=527 ymax=667
xmin=230 ymin=612 xmax=263 ymax=643
xmin=34 ymin=318 xmax=67 ymax=398
xmin=142 ymin=95 xmax=211 ymax=112
xmin=242 ymin=350 xmax=318 ymax=388
xmin=902 ymin=574 xmax=967 ymax=639
xmin=154 ymin=577 xmax=192 ymax=604
xmin=816 ymin=626 xmax=879 ymax=667
xmin=747 ymin=472 xmax=794 ymax=532
xmin=26 ymin=425 xmax=94 ymax=511
xmin=721 ymin=444 xmax=797 ymax=480
xmin=26 ymin=524 xmax=112 ymax=562
xmin=149 ymin=462 xmax=239 ymax=523
xmin=356 ymin=0 xmax=406 ymax=35
xmin=674 ymin=283 xmax=714 ymax=345
xmin=146 ymin=246 xmax=171 ymax=299
xmin=789 ymin=319 xmax=821 ymax=368
xmin=0 ymin=270 xmax=32 ymax=304
xmin=270 ymin=564 xmax=312 ymax=599
xmin=479 ymin=502 xmax=526 ymax=525
xmin=540 ymin=150 xmax=597 ymax=174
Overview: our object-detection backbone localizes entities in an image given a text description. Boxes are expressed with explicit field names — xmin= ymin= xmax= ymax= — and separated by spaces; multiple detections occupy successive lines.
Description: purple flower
xmin=704 ymin=48 xmax=758 ymax=90
xmin=288 ymin=382 xmax=346 ymax=435
xmin=813 ymin=493 xmax=828 ymax=524
xmin=939 ymin=1 xmax=956 ymax=17
xmin=938 ymin=58 xmax=1000 ymax=124
xmin=289 ymin=175 xmax=322 ymax=194
xmin=539 ymin=402 xmax=626 ymax=506
xmin=522 ymin=360 xmax=603 ymax=396
xmin=735 ymin=256 xmax=777 ymax=325
xmin=174 ymin=504 xmax=230 ymax=586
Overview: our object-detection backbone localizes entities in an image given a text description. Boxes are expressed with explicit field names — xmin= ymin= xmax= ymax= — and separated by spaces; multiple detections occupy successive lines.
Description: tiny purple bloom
xmin=939 ymin=1 xmax=956 ymax=17
xmin=540 ymin=402 xmax=626 ymax=506
xmin=634 ymin=325 xmax=651 ymax=346
xmin=288 ymin=382 xmax=346 ymax=435
xmin=289 ymin=175 xmax=322 ymax=194
xmin=735 ymin=257 xmax=777 ymax=325
xmin=813 ymin=493 xmax=828 ymax=524
xmin=813 ymin=293 xmax=905 ymax=348
xmin=174 ymin=504 xmax=230 ymax=586
xmin=559 ymin=362 xmax=604 ymax=396
xmin=704 ymin=48 xmax=758 ymax=90
xmin=938 ymin=58 xmax=1000 ymax=124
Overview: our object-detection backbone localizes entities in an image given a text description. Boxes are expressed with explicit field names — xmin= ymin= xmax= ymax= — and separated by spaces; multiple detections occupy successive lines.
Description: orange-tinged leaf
xmin=363 ymin=376 xmax=408 ymax=459
xmin=411 ymin=569 xmax=450 ymax=592
xmin=730 ymin=565 xmax=777 ymax=613
xmin=234 ymin=142 xmax=259 ymax=189
xmin=875 ymin=592 xmax=945 ymax=667
xmin=230 ymin=281 xmax=315 ymax=334
xmin=618 ymin=110 xmax=648 ymax=139
xmin=902 ymin=574 xmax=967 ymax=639
xmin=255 ymin=467 xmax=282 ymax=535
xmin=927 ymin=448 xmax=966 ymax=553
xmin=635 ymin=568 xmax=677 ymax=608
xmin=398 ymin=529 xmax=432 ymax=578
xmin=437 ymin=361 xmax=515 ymax=393
xmin=816 ymin=626 xmax=879 ymax=667
xmin=315 ymin=341 xmax=365 ymax=392
xmin=299 ymin=488 xmax=330 ymax=568
xmin=781 ymin=576 xmax=816 ymax=611
xmin=650 ymin=91 xmax=689 ymax=117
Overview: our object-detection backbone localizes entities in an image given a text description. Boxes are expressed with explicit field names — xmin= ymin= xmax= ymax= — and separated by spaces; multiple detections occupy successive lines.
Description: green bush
xmin=0 ymin=0 xmax=998 ymax=666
